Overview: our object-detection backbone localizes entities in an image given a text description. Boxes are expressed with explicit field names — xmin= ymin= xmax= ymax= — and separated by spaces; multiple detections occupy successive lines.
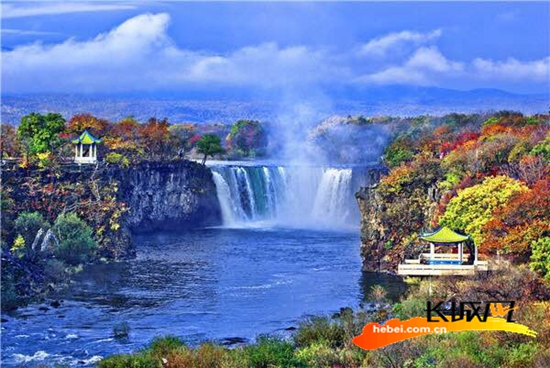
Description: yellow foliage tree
xmin=439 ymin=175 xmax=528 ymax=247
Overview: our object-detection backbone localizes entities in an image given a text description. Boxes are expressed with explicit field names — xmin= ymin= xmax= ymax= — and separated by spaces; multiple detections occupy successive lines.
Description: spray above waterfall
xmin=210 ymin=98 xmax=391 ymax=230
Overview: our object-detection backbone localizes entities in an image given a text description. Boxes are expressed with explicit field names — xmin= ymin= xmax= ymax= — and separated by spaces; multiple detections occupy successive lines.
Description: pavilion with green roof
xmin=419 ymin=226 xmax=475 ymax=265
xmin=73 ymin=130 xmax=102 ymax=164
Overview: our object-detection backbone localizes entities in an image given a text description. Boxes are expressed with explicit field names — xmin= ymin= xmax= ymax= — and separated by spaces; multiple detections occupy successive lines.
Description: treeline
xmin=376 ymin=111 xmax=549 ymax=280
xmin=0 ymin=113 xmax=268 ymax=167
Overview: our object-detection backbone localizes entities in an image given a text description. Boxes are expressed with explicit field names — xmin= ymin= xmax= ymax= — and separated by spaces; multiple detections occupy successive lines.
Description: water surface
xmin=2 ymin=227 xmax=405 ymax=366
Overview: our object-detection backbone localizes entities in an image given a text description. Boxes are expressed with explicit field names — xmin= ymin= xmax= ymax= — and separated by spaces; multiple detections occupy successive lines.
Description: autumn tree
xmin=226 ymin=120 xmax=267 ymax=157
xmin=484 ymin=179 xmax=550 ymax=256
xmin=383 ymin=136 xmax=415 ymax=167
xmin=17 ymin=113 xmax=66 ymax=160
xmin=0 ymin=124 xmax=21 ymax=159
xmin=104 ymin=117 xmax=143 ymax=161
xmin=197 ymin=134 xmax=224 ymax=165
xmin=138 ymin=118 xmax=178 ymax=160
xmin=439 ymin=175 xmax=529 ymax=247
xmin=66 ymin=113 xmax=109 ymax=136
xmin=169 ymin=124 xmax=197 ymax=153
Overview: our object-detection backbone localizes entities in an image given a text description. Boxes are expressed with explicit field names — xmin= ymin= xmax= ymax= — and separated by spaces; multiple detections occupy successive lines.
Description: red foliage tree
xmin=138 ymin=118 xmax=176 ymax=160
xmin=484 ymin=179 xmax=550 ymax=255
xmin=66 ymin=113 xmax=109 ymax=136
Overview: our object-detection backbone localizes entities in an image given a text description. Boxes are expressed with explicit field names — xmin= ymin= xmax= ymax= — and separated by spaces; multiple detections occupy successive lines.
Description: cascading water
xmin=210 ymin=164 xmax=378 ymax=229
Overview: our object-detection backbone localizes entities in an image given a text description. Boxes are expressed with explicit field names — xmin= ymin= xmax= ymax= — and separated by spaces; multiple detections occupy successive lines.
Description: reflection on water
xmin=1 ymin=227 xmax=406 ymax=366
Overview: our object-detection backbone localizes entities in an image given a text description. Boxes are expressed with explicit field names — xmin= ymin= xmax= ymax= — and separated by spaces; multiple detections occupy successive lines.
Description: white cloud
xmin=360 ymin=29 xmax=441 ymax=57
xmin=1 ymin=2 xmax=135 ymax=18
xmin=472 ymin=57 xmax=550 ymax=82
xmin=1 ymin=13 xmax=548 ymax=94
xmin=2 ymin=13 xmax=347 ymax=93
xmin=358 ymin=46 xmax=464 ymax=85
xmin=2 ymin=29 xmax=60 ymax=36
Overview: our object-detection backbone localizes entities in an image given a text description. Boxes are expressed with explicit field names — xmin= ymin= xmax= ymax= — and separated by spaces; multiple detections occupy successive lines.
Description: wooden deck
xmin=398 ymin=253 xmax=489 ymax=276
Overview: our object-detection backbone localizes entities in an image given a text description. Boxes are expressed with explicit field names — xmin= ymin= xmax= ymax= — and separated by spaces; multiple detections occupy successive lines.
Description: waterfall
xmin=210 ymin=164 xmax=379 ymax=229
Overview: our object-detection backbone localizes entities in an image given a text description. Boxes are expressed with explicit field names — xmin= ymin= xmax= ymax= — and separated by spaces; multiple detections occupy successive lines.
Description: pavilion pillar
xmin=474 ymin=245 xmax=478 ymax=265
xmin=458 ymin=242 xmax=463 ymax=263
xmin=430 ymin=242 xmax=434 ymax=262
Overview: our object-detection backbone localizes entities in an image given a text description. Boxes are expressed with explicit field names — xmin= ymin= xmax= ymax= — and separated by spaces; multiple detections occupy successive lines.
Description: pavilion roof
xmin=72 ymin=130 xmax=102 ymax=145
xmin=420 ymin=226 xmax=469 ymax=243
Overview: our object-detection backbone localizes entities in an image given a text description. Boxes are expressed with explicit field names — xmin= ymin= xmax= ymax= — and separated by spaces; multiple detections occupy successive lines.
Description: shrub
xmin=242 ymin=336 xmax=306 ymax=368
xmin=369 ymin=285 xmax=387 ymax=303
xmin=10 ymin=234 xmax=26 ymax=256
xmin=149 ymin=335 xmax=185 ymax=356
xmin=165 ymin=343 xmax=235 ymax=368
xmin=294 ymin=316 xmax=345 ymax=349
xmin=0 ymin=273 xmax=20 ymax=311
xmin=98 ymin=353 xmax=161 ymax=368
xmin=295 ymin=342 xmax=341 ymax=368
xmin=392 ymin=297 xmax=426 ymax=320
xmin=43 ymin=259 xmax=67 ymax=284
xmin=14 ymin=211 xmax=49 ymax=250
xmin=53 ymin=213 xmax=97 ymax=265
xmin=105 ymin=152 xmax=130 ymax=168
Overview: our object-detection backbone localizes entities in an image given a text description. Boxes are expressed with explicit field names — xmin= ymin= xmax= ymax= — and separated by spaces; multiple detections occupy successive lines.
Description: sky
xmin=1 ymin=1 xmax=549 ymax=97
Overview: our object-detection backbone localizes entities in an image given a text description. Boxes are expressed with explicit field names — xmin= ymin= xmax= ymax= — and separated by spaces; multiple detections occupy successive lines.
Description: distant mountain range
xmin=1 ymin=86 xmax=548 ymax=125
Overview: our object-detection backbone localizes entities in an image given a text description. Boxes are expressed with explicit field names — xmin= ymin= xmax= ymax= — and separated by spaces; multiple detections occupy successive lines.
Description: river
xmin=1 ymin=163 xmax=404 ymax=367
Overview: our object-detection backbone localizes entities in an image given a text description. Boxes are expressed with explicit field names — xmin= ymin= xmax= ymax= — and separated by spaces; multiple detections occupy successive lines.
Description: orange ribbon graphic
xmin=353 ymin=316 xmax=537 ymax=350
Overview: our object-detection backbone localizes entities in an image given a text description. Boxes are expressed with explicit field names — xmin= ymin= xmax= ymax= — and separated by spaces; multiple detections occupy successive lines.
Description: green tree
xmin=439 ymin=175 xmax=528 ymax=247
xmin=530 ymin=131 xmax=550 ymax=164
xmin=197 ymin=134 xmax=224 ymax=165
xmin=17 ymin=113 xmax=66 ymax=159
xmin=530 ymin=237 xmax=550 ymax=282
xmin=53 ymin=213 xmax=97 ymax=265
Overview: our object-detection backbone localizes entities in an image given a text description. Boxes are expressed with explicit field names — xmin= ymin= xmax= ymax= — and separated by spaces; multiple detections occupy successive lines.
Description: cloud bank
xmin=2 ymin=13 xmax=549 ymax=94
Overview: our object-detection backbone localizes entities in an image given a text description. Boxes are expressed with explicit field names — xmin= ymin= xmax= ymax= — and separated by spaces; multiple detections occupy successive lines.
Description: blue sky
xmin=2 ymin=1 xmax=549 ymax=96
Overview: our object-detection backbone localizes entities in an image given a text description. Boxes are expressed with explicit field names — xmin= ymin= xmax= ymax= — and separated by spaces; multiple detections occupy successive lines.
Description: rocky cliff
xmin=356 ymin=180 xmax=440 ymax=273
xmin=356 ymin=185 xmax=388 ymax=272
xmin=2 ymin=160 xmax=222 ymax=257
xmin=111 ymin=160 xmax=221 ymax=233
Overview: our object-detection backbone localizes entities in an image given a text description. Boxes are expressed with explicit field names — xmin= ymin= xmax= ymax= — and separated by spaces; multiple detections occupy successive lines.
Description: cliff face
xmin=111 ymin=161 xmax=221 ymax=233
xmin=356 ymin=182 xmax=440 ymax=273
xmin=356 ymin=185 xmax=388 ymax=272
